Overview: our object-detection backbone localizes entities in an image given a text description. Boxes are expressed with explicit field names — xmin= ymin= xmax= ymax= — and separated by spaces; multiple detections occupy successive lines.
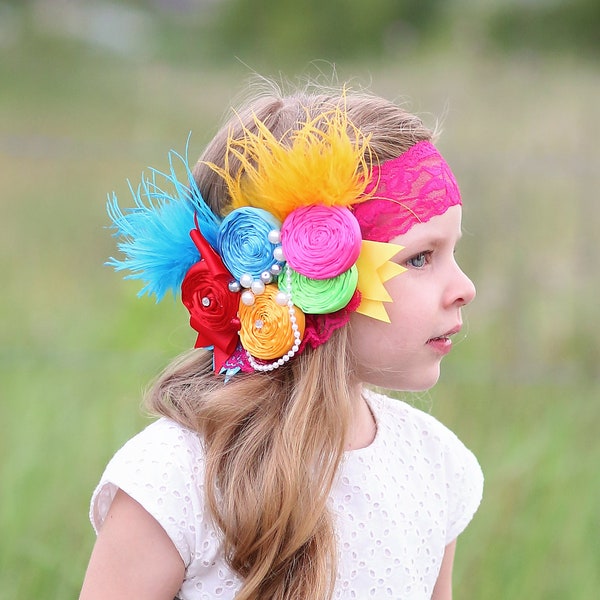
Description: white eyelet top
xmin=91 ymin=389 xmax=483 ymax=599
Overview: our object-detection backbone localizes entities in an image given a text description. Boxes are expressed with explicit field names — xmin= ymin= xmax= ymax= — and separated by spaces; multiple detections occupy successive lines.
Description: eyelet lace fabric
xmin=90 ymin=390 xmax=482 ymax=600
xmin=354 ymin=141 xmax=462 ymax=243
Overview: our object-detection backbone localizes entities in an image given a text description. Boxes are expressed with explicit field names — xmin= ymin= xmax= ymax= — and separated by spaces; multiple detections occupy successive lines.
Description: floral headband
xmin=107 ymin=108 xmax=461 ymax=377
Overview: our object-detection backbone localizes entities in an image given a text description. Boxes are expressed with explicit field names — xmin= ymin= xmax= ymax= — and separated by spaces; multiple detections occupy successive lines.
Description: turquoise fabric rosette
xmin=217 ymin=207 xmax=282 ymax=281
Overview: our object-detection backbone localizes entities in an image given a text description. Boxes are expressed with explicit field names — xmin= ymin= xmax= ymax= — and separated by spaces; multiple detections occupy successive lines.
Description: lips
xmin=426 ymin=325 xmax=461 ymax=354
xmin=429 ymin=325 xmax=462 ymax=341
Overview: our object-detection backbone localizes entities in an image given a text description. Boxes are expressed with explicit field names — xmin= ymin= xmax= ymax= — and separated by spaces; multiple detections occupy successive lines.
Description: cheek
xmin=348 ymin=312 xmax=407 ymax=361
xmin=349 ymin=276 xmax=429 ymax=355
xmin=348 ymin=314 xmax=384 ymax=353
xmin=385 ymin=277 xmax=434 ymax=327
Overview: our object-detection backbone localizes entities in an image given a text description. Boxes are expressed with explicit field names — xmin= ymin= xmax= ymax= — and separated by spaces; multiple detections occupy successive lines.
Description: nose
xmin=446 ymin=261 xmax=476 ymax=308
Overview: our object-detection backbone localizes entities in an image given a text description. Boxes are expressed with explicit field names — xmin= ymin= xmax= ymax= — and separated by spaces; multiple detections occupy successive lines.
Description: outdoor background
xmin=1 ymin=0 xmax=599 ymax=598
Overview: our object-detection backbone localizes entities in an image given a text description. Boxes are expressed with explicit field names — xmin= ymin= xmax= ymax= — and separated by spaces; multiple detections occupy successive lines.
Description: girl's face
xmin=349 ymin=205 xmax=476 ymax=391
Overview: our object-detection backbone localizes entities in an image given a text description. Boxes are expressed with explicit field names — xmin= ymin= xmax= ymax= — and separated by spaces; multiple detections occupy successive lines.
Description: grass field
xmin=1 ymin=30 xmax=599 ymax=599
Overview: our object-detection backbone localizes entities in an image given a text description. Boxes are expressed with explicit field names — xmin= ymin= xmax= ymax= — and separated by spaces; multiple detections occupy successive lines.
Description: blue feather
xmin=106 ymin=145 xmax=222 ymax=301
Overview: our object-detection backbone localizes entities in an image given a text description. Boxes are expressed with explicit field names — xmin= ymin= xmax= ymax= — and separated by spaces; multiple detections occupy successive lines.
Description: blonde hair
xmin=146 ymin=83 xmax=432 ymax=600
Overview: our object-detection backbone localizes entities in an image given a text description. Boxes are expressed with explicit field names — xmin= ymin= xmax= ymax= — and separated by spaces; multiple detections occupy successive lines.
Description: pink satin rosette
xmin=281 ymin=205 xmax=362 ymax=279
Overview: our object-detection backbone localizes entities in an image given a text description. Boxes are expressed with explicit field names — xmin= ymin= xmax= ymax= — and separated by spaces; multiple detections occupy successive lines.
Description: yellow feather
xmin=206 ymin=105 xmax=373 ymax=222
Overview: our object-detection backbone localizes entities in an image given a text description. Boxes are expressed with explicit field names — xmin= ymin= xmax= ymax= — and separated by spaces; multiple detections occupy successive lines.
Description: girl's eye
xmin=406 ymin=252 xmax=430 ymax=268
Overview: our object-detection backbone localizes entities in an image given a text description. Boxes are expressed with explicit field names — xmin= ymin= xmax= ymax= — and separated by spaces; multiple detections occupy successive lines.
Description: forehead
xmin=388 ymin=205 xmax=463 ymax=248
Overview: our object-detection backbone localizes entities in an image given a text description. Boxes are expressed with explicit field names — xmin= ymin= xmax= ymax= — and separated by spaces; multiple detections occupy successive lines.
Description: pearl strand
xmin=246 ymin=266 xmax=301 ymax=372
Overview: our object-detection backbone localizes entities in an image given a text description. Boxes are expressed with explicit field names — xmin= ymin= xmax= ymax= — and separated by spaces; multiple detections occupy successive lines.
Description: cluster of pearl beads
xmin=246 ymin=266 xmax=301 ymax=372
xmin=227 ymin=229 xmax=285 ymax=307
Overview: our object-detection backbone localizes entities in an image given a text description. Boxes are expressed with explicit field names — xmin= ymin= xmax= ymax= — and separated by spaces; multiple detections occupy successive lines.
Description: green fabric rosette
xmin=280 ymin=265 xmax=358 ymax=314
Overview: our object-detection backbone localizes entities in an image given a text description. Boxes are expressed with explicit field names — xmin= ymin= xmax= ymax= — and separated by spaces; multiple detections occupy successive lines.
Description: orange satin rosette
xmin=238 ymin=285 xmax=305 ymax=360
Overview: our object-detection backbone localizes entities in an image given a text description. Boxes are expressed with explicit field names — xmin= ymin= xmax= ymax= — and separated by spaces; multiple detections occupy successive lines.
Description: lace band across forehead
xmin=106 ymin=109 xmax=461 ymax=378
xmin=354 ymin=140 xmax=462 ymax=243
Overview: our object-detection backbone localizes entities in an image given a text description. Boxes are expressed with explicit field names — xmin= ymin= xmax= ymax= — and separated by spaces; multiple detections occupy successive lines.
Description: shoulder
xmin=110 ymin=417 xmax=204 ymax=467
xmin=364 ymin=388 xmax=484 ymax=542
xmin=90 ymin=418 xmax=207 ymax=565
xmin=96 ymin=417 xmax=205 ymax=497
xmin=365 ymin=387 xmax=474 ymax=454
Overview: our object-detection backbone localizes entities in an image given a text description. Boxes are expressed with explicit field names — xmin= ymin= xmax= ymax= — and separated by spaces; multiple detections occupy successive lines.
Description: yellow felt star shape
xmin=355 ymin=240 xmax=406 ymax=322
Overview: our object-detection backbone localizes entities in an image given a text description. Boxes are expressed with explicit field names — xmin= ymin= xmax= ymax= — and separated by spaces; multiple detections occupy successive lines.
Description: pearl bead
xmin=201 ymin=296 xmax=211 ymax=307
xmin=267 ymin=229 xmax=281 ymax=244
xmin=228 ymin=281 xmax=241 ymax=293
xmin=275 ymin=291 xmax=289 ymax=306
xmin=241 ymin=290 xmax=255 ymax=306
xmin=260 ymin=271 xmax=273 ymax=284
xmin=273 ymin=246 xmax=285 ymax=262
xmin=251 ymin=279 xmax=265 ymax=295
xmin=270 ymin=264 xmax=282 ymax=276
xmin=239 ymin=273 xmax=254 ymax=288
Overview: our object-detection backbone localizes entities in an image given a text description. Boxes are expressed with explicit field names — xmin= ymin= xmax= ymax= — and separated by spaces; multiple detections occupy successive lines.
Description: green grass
xmin=1 ymin=32 xmax=598 ymax=599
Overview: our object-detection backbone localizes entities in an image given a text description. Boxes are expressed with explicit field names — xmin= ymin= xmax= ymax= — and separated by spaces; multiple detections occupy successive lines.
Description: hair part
xmin=148 ymin=82 xmax=432 ymax=600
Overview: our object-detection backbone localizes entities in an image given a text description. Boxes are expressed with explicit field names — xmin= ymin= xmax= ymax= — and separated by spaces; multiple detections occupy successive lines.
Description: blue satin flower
xmin=218 ymin=207 xmax=282 ymax=281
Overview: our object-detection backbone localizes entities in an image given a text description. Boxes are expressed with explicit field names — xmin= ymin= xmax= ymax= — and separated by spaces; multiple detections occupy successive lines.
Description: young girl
xmin=80 ymin=83 xmax=482 ymax=600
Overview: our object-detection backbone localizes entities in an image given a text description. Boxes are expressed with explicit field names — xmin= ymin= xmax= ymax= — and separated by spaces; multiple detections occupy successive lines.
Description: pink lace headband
xmin=354 ymin=140 xmax=462 ymax=242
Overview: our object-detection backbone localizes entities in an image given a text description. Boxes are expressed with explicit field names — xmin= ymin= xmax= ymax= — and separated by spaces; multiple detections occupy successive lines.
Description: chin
xmin=408 ymin=367 xmax=442 ymax=391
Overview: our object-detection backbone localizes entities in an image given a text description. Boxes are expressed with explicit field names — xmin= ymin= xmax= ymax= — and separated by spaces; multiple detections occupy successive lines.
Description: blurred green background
xmin=1 ymin=0 xmax=599 ymax=598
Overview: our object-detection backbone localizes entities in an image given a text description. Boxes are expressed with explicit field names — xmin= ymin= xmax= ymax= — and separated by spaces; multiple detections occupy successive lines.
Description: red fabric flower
xmin=181 ymin=228 xmax=240 ymax=373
